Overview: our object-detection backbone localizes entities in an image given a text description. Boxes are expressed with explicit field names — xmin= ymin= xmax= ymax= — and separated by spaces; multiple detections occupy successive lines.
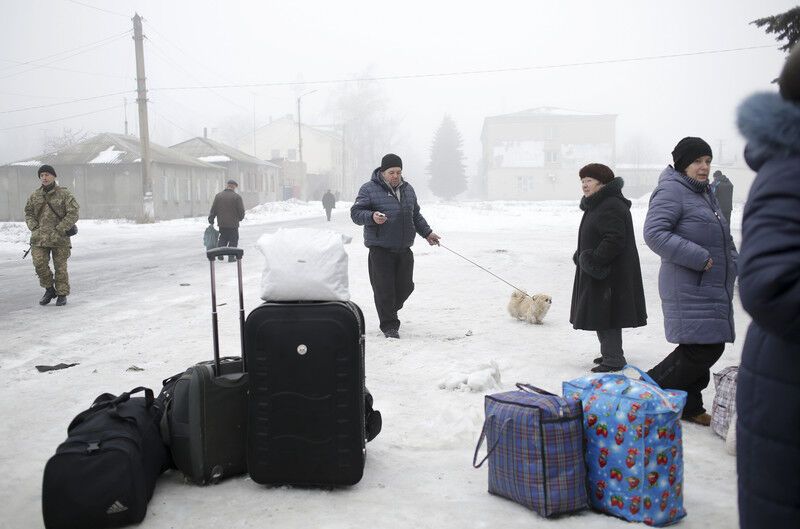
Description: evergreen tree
xmin=427 ymin=115 xmax=467 ymax=200
xmin=752 ymin=6 xmax=800 ymax=53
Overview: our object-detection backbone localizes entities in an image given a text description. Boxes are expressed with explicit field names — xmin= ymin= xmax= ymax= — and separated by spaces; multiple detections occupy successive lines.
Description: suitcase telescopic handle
xmin=208 ymin=247 xmax=246 ymax=375
xmin=207 ymin=247 xmax=244 ymax=260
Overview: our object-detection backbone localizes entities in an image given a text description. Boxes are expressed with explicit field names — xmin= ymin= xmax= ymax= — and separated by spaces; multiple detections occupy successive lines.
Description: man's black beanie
xmin=37 ymin=164 xmax=57 ymax=178
xmin=671 ymin=137 xmax=712 ymax=173
xmin=380 ymin=153 xmax=402 ymax=172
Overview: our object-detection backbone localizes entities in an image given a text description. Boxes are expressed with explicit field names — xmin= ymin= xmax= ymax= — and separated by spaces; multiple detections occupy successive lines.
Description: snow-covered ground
xmin=0 ymin=199 xmax=743 ymax=529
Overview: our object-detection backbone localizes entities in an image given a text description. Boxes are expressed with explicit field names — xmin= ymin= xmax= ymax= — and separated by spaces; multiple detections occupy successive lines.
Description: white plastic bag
xmin=257 ymin=228 xmax=350 ymax=301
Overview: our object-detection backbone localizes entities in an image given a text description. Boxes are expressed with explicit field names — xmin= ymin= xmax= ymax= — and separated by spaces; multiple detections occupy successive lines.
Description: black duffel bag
xmin=42 ymin=387 xmax=170 ymax=529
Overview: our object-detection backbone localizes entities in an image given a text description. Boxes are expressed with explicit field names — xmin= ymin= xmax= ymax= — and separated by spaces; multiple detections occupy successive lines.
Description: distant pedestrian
xmin=322 ymin=189 xmax=336 ymax=221
xmin=735 ymin=42 xmax=800 ymax=529
xmin=711 ymin=170 xmax=734 ymax=226
xmin=208 ymin=179 xmax=245 ymax=262
xmin=351 ymin=153 xmax=441 ymax=338
xmin=24 ymin=165 xmax=79 ymax=306
xmin=570 ymin=163 xmax=647 ymax=373
xmin=643 ymin=137 xmax=738 ymax=426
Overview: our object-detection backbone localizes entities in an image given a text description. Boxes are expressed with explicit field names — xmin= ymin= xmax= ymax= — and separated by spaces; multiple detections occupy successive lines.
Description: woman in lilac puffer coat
xmin=643 ymin=137 xmax=737 ymax=426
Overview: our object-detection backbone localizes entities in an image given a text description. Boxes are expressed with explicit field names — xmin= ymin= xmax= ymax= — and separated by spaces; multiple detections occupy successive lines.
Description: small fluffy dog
xmin=507 ymin=291 xmax=552 ymax=324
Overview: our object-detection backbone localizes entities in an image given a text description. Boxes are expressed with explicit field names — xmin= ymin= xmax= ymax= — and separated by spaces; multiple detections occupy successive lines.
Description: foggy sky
xmin=1 ymin=0 xmax=795 ymax=179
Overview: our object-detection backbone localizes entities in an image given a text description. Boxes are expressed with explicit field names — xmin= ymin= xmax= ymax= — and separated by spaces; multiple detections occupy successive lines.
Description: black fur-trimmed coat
xmin=569 ymin=177 xmax=647 ymax=331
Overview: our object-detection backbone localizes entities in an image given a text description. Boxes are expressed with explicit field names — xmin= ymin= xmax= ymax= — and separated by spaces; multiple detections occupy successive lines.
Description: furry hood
xmin=737 ymin=92 xmax=800 ymax=171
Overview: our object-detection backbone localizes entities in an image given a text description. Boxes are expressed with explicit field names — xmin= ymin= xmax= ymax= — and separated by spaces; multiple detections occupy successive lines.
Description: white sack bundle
xmin=257 ymin=228 xmax=350 ymax=301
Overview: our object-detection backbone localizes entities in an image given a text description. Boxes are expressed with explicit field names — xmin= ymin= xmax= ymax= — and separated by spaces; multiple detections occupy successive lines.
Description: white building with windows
xmin=240 ymin=115 xmax=354 ymax=200
xmin=479 ymin=107 xmax=616 ymax=200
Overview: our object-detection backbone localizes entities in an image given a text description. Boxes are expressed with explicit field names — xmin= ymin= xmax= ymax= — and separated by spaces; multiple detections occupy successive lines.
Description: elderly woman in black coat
xmin=570 ymin=163 xmax=647 ymax=372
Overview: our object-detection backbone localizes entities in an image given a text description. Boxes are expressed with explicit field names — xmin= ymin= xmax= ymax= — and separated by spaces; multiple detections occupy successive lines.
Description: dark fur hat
xmin=578 ymin=163 xmax=614 ymax=184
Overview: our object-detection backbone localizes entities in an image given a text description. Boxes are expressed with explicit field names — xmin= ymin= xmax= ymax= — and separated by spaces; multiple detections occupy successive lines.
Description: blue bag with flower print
xmin=563 ymin=365 xmax=687 ymax=526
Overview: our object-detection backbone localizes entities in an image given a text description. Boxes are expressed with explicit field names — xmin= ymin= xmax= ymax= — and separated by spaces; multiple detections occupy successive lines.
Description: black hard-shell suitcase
xmin=244 ymin=300 xmax=366 ymax=486
xmin=161 ymin=247 xmax=248 ymax=484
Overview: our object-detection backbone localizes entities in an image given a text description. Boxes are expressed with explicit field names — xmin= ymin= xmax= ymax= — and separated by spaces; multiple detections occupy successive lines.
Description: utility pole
xmin=297 ymin=97 xmax=303 ymax=163
xmin=252 ymin=93 xmax=257 ymax=157
xmin=297 ymin=89 xmax=318 ymax=164
xmin=123 ymin=97 xmax=128 ymax=135
xmin=133 ymin=13 xmax=153 ymax=222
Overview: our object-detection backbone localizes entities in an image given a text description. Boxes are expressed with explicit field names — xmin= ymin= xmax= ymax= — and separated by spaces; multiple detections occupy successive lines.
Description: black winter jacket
xmin=350 ymin=168 xmax=432 ymax=250
xmin=570 ymin=178 xmax=647 ymax=331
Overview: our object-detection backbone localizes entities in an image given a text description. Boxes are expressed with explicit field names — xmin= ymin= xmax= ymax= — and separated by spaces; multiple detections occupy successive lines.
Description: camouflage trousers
xmin=31 ymin=246 xmax=71 ymax=295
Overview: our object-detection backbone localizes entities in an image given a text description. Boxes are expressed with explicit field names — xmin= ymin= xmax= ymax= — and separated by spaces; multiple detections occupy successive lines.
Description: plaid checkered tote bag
xmin=563 ymin=365 xmax=687 ymax=526
xmin=711 ymin=366 xmax=738 ymax=439
xmin=472 ymin=383 xmax=588 ymax=517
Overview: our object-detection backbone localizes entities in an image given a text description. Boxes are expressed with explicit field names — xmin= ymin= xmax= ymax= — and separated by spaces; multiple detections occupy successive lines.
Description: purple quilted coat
xmin=643 ymin=166 xmax=737 ymax=344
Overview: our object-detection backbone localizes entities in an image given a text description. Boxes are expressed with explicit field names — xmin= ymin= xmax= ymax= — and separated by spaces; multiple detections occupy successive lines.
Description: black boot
xmin=39 ymin=287 xmax=56 ymax=305
xmin=55 ymin=295 xmax=67 ymax=306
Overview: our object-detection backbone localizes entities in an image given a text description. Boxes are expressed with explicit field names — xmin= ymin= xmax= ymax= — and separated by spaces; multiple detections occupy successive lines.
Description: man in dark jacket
xmin=208 ymin=179 xmax=245 ymax=262
xmin=735 ymin=43 xmax=800 ymax=529
xmin=351 ymin=153 xmax=440 ymax=338
xmin=711 ymin=170 xmax=734 ymax=225
xmin=322 ymin=189 xmax=336 ymax=221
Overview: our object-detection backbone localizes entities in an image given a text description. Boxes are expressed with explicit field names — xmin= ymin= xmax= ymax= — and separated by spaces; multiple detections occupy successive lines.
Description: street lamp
xmin=297 ymin=89 xmax=318 ymax=163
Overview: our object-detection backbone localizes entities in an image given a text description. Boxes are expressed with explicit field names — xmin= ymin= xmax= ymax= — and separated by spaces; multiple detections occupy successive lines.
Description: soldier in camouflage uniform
xmin=24 ymin=165 xmax=79 ymax=306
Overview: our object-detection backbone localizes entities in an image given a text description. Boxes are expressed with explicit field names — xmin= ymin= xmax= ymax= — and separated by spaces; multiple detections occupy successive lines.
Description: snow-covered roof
xmin=170 ymin=137 xmax=279 ymax=167
xmin=88 ymin=145 xmax=125 ymax=164
xmin=3 ymin=133 xmax=224 ymax=170
xmin=493 ymin=106 xmax=614 ymax=118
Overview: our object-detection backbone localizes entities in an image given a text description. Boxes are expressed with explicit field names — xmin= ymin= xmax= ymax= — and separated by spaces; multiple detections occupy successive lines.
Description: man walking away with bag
xmin=24 ymin=165 xmax=79 ymax=306
xmin=711 ymin=170 xmax=734 ymax=226
xmin=208 ymin=179 xmax=245 ymax=262
xmin=322 ymin=189 xmax=336 ymax=221
xmin=351 ymin=153 xmax=441 ymax=338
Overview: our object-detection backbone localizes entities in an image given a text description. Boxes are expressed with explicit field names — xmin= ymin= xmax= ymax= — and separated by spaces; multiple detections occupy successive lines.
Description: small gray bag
xmin=711 ymin=366 xmax=738 ymax=439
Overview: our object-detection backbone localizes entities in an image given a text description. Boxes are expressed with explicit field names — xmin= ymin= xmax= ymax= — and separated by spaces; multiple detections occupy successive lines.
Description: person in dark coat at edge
xmin=322 ymin=189 xmax=336 ymax=221
xmin=208 ymin=179 xmax=245 ymax=262
xmin=570 ymin=163 xmax=647 ymax=373
xmin=735 ymin=43 xmax=800 ymax=529
xmin=643 ymin=137 xmax=738 ymax=426
xmin=710 ymin=170 xmax=734 ymax=227
xmin=351 ymin=153 xmax=441 ymax=338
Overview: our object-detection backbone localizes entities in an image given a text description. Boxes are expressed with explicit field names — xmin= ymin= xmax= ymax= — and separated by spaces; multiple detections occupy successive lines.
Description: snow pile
xmin=439 ymin=360 xmax=501 ymax=392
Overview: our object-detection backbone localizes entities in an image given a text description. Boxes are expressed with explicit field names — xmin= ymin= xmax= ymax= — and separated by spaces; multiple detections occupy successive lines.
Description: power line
xmin=150 ymin=44 xmax=776 ymax=91
xmin=63 ymin=0 xmax=130 ymax=18
xmin=145 ymin=33 xmax=250 ymax=113
xmin=0 ymin=30 xmax=131 ymax=72
xmin=0 ymin=32 xmax=132 ymax=81
xmin=0 ymin=104 xmax=120 ymax=132
xmin=1 ymin=90 xmax=135 ymax=114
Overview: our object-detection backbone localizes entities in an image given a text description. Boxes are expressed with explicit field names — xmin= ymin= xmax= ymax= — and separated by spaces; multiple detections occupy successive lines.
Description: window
xmin=545 ymin=125 xmax=555 ymax=140
xmin=545 ymin=150 xmax=558 ymax=163
xmin=287 ymin=148 xmax=297 ymax=161
xmin=517 ymin=175 xmax=534 ymax=192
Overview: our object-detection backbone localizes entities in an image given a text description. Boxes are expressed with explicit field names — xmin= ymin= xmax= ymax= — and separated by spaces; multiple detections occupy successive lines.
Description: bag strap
xmin=46 ymin=200 xmax=65 ymax=221
xmin=621 ymin=365 xmax=680 ymax=412
xmin=472 ymin=416 xmax=513 ymax=468
xmin=516 ymin=382 xmax=570 ymax=417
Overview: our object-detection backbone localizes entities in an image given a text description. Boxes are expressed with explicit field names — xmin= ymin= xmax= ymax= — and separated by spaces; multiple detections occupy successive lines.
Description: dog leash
xmin=438 ymin=243 xmax=530 ymax=297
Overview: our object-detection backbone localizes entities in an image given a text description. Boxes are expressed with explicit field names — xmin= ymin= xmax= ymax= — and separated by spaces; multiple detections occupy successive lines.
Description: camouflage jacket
xmin=24 ymin=184 xmax=80 ymax=248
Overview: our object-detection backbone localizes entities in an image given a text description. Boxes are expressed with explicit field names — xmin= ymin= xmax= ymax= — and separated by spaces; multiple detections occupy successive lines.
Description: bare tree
xmin=42 ymin=128 xmax=92 ymax=152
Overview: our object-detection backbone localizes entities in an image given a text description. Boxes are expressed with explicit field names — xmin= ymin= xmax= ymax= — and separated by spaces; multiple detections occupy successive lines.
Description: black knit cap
xmin=578 ymin=163 xmax=614 ymax=185
xmin=380 ymin=153 xmax=402 ymax=172
xmin=671 ymin=137 xmax=712 ymax=173
xmin=779 ymin=43 xmax=800 ymax=103
xmin=37 ymin=164 xmax=56 ymax=178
